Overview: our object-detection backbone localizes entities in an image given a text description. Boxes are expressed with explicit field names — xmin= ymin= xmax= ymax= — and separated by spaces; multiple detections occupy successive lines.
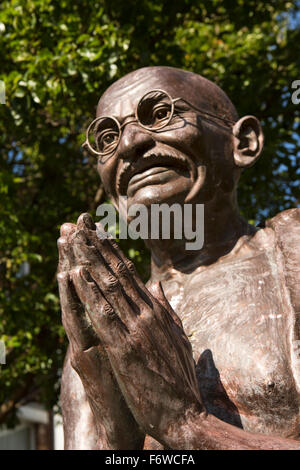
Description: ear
xmin=232 ymin=115 xmax=264 ymax=168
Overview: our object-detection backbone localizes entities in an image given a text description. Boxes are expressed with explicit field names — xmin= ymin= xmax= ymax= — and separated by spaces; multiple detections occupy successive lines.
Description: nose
xmin=116 ymin=122 xmax=155 ymax=161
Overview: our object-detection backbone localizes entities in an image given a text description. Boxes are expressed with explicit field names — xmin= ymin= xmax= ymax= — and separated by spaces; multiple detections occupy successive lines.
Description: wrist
xmin=164 ymin=409 xmax=300 ymax=450
xmin=162 ymin=404 xmax=207 ymax=450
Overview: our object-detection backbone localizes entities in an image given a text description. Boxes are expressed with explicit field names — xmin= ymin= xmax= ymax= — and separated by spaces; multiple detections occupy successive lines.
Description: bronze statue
xmin=57 ymin=66 xmax=300 ymax=450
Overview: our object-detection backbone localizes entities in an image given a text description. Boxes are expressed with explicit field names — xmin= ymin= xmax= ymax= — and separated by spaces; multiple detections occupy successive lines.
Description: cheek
xmin=97 ymin=159 xmax=117 ymax=196
xmin=155 ymin=122 xmax=204 ymax=161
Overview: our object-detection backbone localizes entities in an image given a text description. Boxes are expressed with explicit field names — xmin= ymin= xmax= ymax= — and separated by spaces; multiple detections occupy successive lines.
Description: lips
xmin=117 ymin=153 xmax=188 ymax=196
xmin=127 ymin=166 xmax=179 ymax=197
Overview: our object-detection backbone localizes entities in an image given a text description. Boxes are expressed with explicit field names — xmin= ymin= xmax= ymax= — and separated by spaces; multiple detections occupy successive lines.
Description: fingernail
xmin=77 ymin=213 xmax=96 ymax=230
xmin=83 ymin=213 xmax=96 ymax=230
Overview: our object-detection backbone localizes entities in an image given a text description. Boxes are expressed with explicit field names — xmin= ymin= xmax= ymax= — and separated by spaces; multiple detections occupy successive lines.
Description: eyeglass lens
xmin=89 ymin=117 xmax=120 ymax=154
xmin=87 ymin=90 xmax=174 ymax=155
xmin=136 ymin=90 xmax=173 ymax=130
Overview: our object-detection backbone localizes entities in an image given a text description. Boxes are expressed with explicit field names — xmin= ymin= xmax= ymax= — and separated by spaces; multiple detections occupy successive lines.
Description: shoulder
xmin=265 ymin=208 xmax=300 ymax=262
xmin=265 ymin=208 xmax=300 ymax=316
xmin=266 ymin=208 xmax=300 ymax=234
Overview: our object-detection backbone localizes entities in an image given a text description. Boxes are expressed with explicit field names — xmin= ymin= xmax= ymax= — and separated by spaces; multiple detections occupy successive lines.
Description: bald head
xmin=93 ymin=65 xmax=263 ymax=210
xmin=97 ymin=66 xmax=238 ymax=123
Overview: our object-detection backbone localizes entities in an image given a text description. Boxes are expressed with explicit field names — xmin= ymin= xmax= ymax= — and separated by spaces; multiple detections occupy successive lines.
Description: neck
xmin=146 ymin=194 xmax=256 ymax=281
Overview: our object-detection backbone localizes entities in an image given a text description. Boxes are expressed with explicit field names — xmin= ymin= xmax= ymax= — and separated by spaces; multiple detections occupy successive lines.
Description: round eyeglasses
xmin=82 ymin=89 xmax=235 ymax=161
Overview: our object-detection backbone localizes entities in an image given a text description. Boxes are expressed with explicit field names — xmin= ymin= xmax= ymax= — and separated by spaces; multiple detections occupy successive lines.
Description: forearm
xmin=164 ymin=408 xmax=300 ymax=450
xmin=73 ymin=346 xmax=145 ymax=450
xmin=61 ymin=349 xmax=99 ymax=450
xmin=87 ymin=396 xmax=144 ymax=450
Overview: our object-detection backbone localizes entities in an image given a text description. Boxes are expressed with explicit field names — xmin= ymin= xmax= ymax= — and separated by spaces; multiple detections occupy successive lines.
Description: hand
xmin=70 ymin=214 xmax=203 ymax=447
xmin=57 ymin=215 xmax=144 ymax=450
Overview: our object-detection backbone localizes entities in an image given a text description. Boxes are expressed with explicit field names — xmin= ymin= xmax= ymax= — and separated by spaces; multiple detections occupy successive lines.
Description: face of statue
xmin=94 ymin=67 xmax=262 ymax=214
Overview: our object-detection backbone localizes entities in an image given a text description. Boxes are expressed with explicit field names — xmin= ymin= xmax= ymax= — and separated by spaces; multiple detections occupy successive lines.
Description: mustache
xmin=117 ymin=149 xmax=196 ymax=196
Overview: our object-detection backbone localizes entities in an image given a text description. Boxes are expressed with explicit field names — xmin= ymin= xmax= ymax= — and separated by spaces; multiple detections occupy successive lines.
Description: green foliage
xmin=0 ymin=0 xmax=299 ymax=424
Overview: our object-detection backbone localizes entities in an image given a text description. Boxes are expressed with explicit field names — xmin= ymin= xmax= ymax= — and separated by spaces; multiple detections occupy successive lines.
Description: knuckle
xmin=125 ymin=259 xmax=136 ymax=275
xmin=103 ymin=302 xmax=115 ymax=317
xmin=115 ymin=260 xmax=129 ymax=276
xmin=102 ymin=274 xmax=120 ymax=294
xmin=109 ymin=239 xmax=119 ymax=250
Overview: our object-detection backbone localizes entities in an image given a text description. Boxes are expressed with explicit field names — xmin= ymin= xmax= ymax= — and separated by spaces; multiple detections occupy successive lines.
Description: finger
xmin=95 ymin=220 xmax=138 ymax=276
xmin=77 ymin=214 xmax=137 ymax=278
xmin=57 ymin=270 xmax=99 ymax=351
xmin=75 ymin=215 xmax=152 ymax=310
xmin=72 ymin=230 xmax=147 ymax=322
xmin=71 ymin=266 xmax=127 ymax=347
xmin=57 ymin=237 xmax=74 ymax=273
xmin=57 ymin=223 xmax=77 ymax=273
xmin=94 ymin=222 xmax=154 ymax=307
xmin=60 ymin=222 xmax=77 ymax=238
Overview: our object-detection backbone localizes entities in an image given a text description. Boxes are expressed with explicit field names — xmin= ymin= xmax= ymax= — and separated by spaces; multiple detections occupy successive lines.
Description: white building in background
xmin=53 ymin=412 xmax=64 ymax=450
xmin=0 ymin=403 xmax=64 ymax=450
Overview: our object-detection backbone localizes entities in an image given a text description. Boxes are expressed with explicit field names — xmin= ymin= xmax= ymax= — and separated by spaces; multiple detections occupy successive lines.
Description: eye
xmin=97 ymin=130 xmax=119 ymax=152
xmin=137 ymin=91 xmax=173 ymax=129
xmin=152 ymin=104 xmax=171 ymax=125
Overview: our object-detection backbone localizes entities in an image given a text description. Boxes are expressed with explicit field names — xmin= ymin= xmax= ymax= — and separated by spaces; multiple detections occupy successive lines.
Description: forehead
xmin=96 ymin=69 xmax=199 ymax=118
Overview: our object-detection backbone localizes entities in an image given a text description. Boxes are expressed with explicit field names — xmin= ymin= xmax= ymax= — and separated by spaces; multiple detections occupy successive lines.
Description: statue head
xmin=87 ymin=66 xmax=264 ymax=215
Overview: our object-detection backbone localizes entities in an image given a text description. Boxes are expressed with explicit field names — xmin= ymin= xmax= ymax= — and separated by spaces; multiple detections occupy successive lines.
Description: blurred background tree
xmin=0 ymin=0 xmax=299 ymax=426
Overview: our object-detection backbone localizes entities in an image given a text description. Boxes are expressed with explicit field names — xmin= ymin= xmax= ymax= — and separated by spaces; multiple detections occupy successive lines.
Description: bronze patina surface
xmin=57 ymin=66 xmax=300 ymax=450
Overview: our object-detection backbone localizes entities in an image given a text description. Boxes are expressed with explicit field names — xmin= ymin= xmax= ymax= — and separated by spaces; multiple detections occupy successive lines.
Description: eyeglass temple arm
xmin=173 ymin=97 xmax=236 ymax=126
